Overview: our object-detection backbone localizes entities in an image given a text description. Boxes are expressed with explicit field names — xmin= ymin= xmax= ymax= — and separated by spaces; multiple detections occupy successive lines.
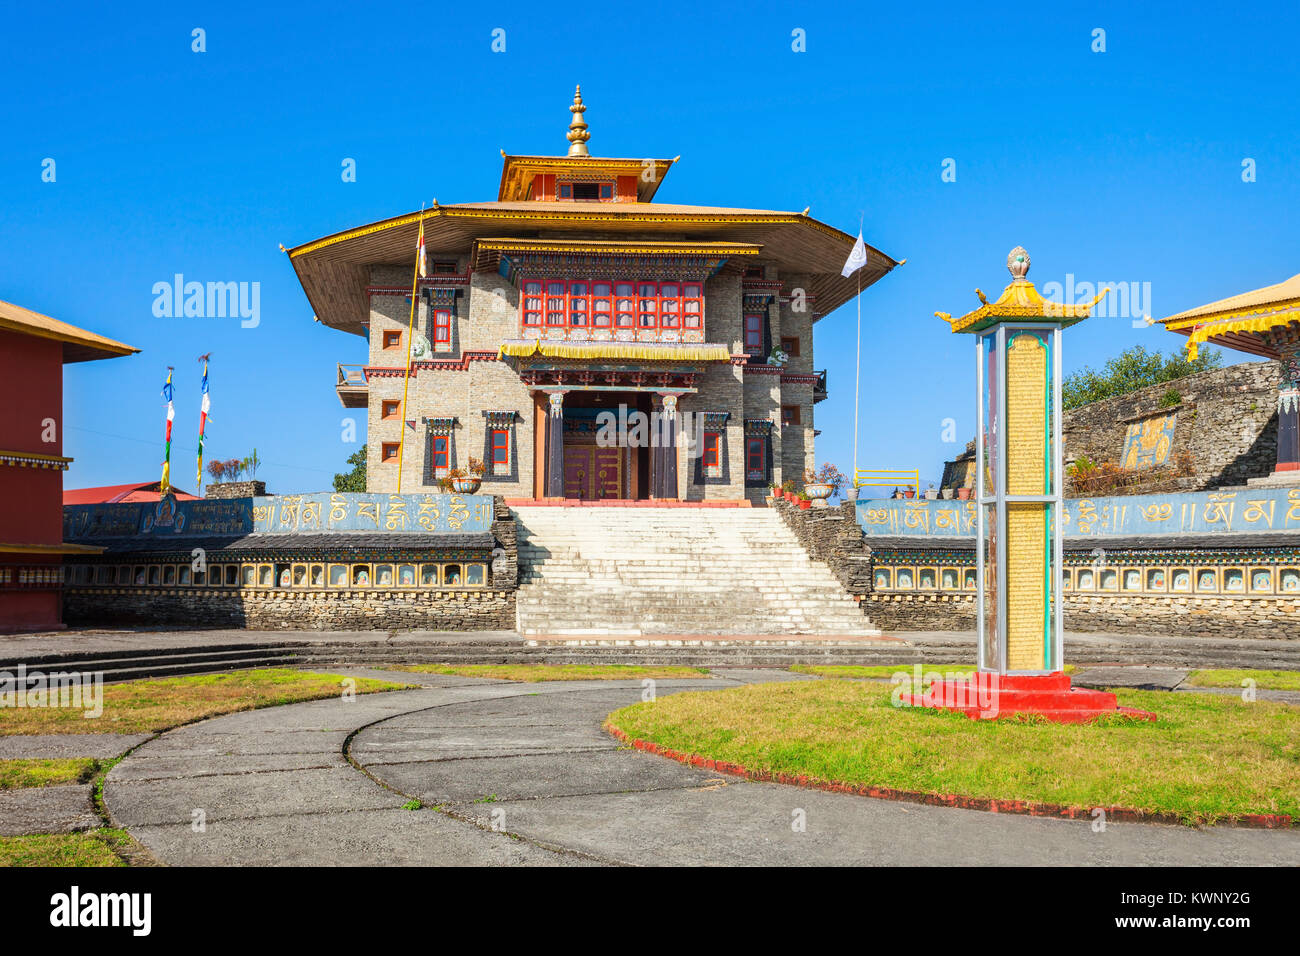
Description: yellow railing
xmin=854 ymin=468 xmax=920 ymax=498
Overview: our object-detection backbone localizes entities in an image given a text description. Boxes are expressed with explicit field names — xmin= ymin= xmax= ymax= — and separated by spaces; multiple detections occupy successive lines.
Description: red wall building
xmin=0 ymin=299 xmax=136 ymax=632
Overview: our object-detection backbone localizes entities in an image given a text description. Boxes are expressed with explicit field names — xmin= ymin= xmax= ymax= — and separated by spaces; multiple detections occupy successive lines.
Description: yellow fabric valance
xmin=1183 ymin=310 xmax=1300 ymax=360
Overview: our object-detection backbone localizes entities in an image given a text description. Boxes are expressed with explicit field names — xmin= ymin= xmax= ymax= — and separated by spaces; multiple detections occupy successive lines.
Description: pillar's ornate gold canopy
xmin=936 ymin=247 xmax=1107 ymax=334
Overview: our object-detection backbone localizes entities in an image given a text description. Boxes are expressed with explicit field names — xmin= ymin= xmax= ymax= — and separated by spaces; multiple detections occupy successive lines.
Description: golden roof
xmin=290 ymin=202 xmax=898 ymax=336
xmin=1156 ymin=271 xmax=1300 ymax=360
xmin=0 ymin=298 xmax=138 ymax=363
xmin=936 ymin=247 xmax=1106 ymax=334
xmin=471 ymin=237 xmax=760 ymax=271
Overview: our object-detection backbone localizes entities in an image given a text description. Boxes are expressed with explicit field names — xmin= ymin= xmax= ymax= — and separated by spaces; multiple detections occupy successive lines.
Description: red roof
xmin=64 ymin=482 xmax=200 ymax=504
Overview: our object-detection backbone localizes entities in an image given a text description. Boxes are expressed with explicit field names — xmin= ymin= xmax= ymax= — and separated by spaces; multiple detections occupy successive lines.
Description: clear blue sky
xmin=3 ymin=1 xmax=1297 ymax=493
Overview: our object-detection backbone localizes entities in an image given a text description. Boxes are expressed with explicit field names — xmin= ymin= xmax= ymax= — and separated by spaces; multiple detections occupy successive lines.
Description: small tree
xmin=1063 ymin=345 xmax=1222 ymax=410
xmin=224 ymin=458 xmax=244 ymax=482
xmin=333 ymin=448 xmax=367 ymax=492
xmin=207 ymin=459 xmax=227 ymax=483
xmin=243 ymin=448 xmax=261 ymax=480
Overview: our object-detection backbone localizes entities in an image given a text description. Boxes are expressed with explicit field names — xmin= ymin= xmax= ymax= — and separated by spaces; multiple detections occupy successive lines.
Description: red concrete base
xmin=901 ymin=671 xmax=1157 ymax=723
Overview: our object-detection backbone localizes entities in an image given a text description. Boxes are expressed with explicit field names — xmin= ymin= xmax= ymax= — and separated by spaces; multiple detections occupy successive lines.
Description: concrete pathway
xmin=99 ymin=668 xmax=1300 ymax=866
xmin=0 ymin=733 xmax=154 ymax=836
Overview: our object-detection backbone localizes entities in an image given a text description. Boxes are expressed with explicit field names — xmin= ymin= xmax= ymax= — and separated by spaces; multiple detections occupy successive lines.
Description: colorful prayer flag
xmin=416 ymin=220 xmax=427 ymax=278
xmin=160 ymin=367 xmax=175 ymax=497
xmin=196 ymin=355 xmax=211 ymax=488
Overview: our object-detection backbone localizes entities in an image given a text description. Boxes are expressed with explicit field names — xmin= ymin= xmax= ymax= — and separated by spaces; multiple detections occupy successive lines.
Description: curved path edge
xmin=602 ymin=722 xmax=1297 ymax=830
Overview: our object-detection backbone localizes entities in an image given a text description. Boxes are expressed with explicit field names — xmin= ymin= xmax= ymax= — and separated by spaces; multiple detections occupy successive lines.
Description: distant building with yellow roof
xmin=1157 ymin=270 xmax=1300 ymax=485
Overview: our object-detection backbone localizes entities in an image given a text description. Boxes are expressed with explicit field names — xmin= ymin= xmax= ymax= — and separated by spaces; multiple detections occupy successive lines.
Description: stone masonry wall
xmin=205 ymin=481 xmax=267 ymax=499
xmin=771 ymin=497 xmax=873 ymax=597
xmin=1062 ymin=360 xmax=1280 ymax=488
xmin=64 ymin=588 xmax=514 ymax=631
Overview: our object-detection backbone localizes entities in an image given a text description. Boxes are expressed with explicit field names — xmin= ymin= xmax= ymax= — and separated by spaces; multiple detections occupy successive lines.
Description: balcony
xmin=336 ymin=363 xmax=368 ymax=409
xmin=813 ymin=369 xmax=828 ymax=404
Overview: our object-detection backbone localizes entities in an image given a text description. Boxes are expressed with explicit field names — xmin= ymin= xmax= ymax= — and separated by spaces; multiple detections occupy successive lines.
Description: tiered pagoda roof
xmin=287 ymin=87 xmax=898 ymax=337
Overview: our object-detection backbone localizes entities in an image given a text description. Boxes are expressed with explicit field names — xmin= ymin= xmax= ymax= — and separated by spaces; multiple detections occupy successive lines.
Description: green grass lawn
xmin=1186 ymin=669 xmax=1300 ymax=692
xmin=385 ymin=663 xmax=711 ymax=682
xmin=0 ymin=668 xmax=411 ymax=736
xmin=0 ymin=758 xmax=103 ymax=790
xmin=607 ymin=680 xmax=1300 ymax=825
xmin=0 ymin=830 xmax=133 ymax=867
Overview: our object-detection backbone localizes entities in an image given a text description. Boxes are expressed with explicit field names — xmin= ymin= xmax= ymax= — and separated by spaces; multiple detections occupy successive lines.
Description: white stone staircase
xmin=512 ymin=507 xmax=879 ymax=637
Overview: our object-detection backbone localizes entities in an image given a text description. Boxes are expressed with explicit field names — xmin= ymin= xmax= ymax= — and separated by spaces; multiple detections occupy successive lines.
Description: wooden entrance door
xmin=563 ymin=445 xmax=624 ymax=499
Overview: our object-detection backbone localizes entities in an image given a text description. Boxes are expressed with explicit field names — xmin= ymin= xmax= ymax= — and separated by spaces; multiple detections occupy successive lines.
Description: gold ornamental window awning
xmin=498 ymin=340 xmax=732 ymax=362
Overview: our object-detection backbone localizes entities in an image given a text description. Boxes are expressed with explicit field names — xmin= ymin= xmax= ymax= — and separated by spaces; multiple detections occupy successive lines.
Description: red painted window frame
xmin=431 ymin=435 xmax=449 ymax=471
xmin=614 ymin=281 xmax=635 ymax=328
xmin=568 ymin=280 xmax=589 ymax=327
xmin=383 ymin=330 xmax=402 ymax=349
xmin=743 ymin=314 xmax=764 ymax=352
xmin=745 ymin=437 xmax=765 ymax=476
xmin=545 ymin=279 xmax=567 ymax=327
xmin=381 ymin=400 xmax=401 ymax=420
xmin=433 ymin=309 xmax=452 ymax=343
xmin=522 ymin=279 xmax=543 ymax=326
xmin=703 ymin=431 xmax=720 ymax=469
xmin=781 ymin=405 xmax=801 ymax=427
xmin=682 ymin=282 xmax=703 ymax=329
xmin=381 ymin=442 xmax=400 ymax=463
xmin=591 ymin=281 xmax=612 ymax=327
xmin=489 ymin=428 xmax=510 ymax=467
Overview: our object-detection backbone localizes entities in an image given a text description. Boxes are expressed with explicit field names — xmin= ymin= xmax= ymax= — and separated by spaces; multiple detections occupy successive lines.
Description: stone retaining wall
xmin=204 ymin=481 xmax=267 ymax=499
xmin=770 ymin=497 xmax=873 ymax=597
xmin=63 ymin=588 xmax=513 ymax=630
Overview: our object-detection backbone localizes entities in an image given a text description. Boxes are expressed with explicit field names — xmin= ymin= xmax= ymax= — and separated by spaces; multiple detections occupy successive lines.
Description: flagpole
xmin=395 ymin=208 xmax=425 ymax=494
xmin=853 ymin=267 xmax=861 ymax=483
xmin=852 ymin=212 xmax=864 ymax=486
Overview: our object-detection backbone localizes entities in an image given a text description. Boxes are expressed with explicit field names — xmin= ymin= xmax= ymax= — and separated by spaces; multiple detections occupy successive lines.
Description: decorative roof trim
xmin=0 ymin=450 xmax=73 ymax=470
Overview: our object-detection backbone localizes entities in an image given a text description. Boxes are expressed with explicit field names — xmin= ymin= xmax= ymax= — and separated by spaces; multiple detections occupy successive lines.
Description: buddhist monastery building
xmin=287 ymin=87 xmax=898 ymax=502
xmin=1158 ymin=271 xmax=1300 ymax=485
xmin=0 ymin=298 xmax=137 ymax=632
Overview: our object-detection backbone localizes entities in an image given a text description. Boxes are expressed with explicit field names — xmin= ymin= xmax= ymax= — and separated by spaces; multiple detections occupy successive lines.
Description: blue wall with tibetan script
xmin=63 ymin=493 xmax=495 ymax=540
xmin=856 ymin=489 xmax=1300 ymax=539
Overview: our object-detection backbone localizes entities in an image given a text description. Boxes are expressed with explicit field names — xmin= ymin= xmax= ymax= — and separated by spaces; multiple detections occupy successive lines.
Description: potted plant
xmin=956 ymin=486 xmax=972 ymax=501
xmin=781 ymin=479 xmax=796 ymax=501
xmin=903 ymin=486 xmax=916 ymax=499
xmin=797 ymin=491 xmax=812 ymax=510
xmin=924 ymin=483 xmax=939 ymax=500
xmin=802 ymin=463 xmax=844 ymax=503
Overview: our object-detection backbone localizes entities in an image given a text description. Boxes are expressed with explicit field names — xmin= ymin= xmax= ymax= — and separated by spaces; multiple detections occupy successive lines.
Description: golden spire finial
xmin=566 ymin=84 xmax=591 ymax=157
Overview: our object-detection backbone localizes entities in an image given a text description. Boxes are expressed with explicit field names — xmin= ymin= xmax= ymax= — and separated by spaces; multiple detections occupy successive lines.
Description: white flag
xmin=841 ymin=231 xmax=868 ymax=278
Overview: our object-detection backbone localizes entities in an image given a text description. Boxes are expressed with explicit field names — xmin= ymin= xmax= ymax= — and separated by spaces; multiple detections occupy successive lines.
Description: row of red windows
xmin=521 ymin=279 xmax=704 ymax=330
